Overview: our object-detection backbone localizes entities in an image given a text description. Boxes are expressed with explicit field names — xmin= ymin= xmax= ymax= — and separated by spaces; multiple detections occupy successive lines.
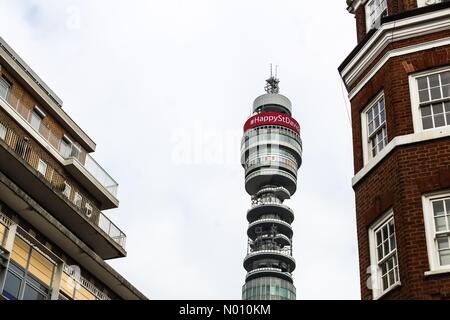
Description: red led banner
xmin=244 ymin=112 xmax=300 ymax=134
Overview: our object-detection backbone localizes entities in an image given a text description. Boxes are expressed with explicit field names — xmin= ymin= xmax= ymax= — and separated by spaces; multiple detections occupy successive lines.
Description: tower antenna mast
xmin=265 ymin=63 xmax=280 ymax=94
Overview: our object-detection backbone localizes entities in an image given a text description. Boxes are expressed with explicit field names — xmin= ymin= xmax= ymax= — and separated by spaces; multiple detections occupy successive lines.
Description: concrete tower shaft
xmin=241 ymin=77 xmax=302 ymax=300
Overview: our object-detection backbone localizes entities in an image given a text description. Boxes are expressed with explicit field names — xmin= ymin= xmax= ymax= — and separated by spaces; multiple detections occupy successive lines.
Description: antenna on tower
xmin=265 ymin=63 xmax=280 ymax=94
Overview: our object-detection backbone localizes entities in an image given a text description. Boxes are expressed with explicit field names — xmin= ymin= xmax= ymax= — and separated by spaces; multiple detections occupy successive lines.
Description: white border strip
xmin=352 ymin=127 xmax=450 ymax=186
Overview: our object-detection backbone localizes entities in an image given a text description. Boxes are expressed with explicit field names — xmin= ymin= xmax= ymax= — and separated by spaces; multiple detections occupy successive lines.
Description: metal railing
xmin=0 ymin=210 xmax=13 ymax=229
xmin=0 ymin=92 xmax=118 ymax=197
xmin=63 ymin=264 xmax=110 ymax=300
xmin=246 ymin=248 xmax=293 ymax=257
xmin=0 ymin=210 xmax=13 ymax=248
xmin=98 ymin=213 xmax=126 ymax=248
xmin=0 ymin=119 xmax=126 ymax=249
xmin=248 ymin=218 xmax=293 ymax=230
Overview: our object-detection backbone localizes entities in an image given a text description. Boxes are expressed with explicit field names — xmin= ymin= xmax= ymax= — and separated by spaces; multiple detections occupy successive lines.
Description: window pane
xmin=422 ymin=116 xmax=433 ymax=129
xmin=2 ymin=271 xmax=22 ymax=300
xmin=433 ymin=103 xmax=444 ymax=114
xmin=434 ymin=114 xmax=445 ymax=127
xmin=429 ymin=74 xmax=440 ymax=88
xmin=383 ymin=240 xmax=390 ymax=256
xmin=421 ymin=106 xmax=432 ymax=117
xmin=388 ymin=270 xmax=395 ymax=287
xmin=440 ymin=249 xmax=450 ymax=266
xmin=23 ymin=284 xmax=46 ymax=300
xmin=437 ymin=236 xmax=449 ymax=249
xmin=30 ymin=112 xmax=42 ymax=132
xmin=389 ymin=235 xmax=396 ymax=250
xmin=433 ymin=201 xmax=445 ymax=216
xmin=368 ymin=109 xmax=374 ymax=122
xmin=417 ymin=77 xmax=429 ymax=90
xmin=382 ymin=274 xmax=388 ymax=290
xmin=0 ymin=78 xmax=9 ymax=100
xmin=430 ymin=87 xmax=442 ymax=100
xmin=419 ymin=89 xmax=430 ymax=102
xmin=382 ymin=225 xmax=388 ymax=240
xmin=441 ymin=72 xmax=450 ymax=85
xmin=435 ymin=216 xmax=447 ymax=232
xmin=443 ymin=85 xmax=450 ymax=98
xmin=368 ymin=122 xmax=374 ymax=135
xmin=445 ymin=102 xmax=450 ymax=112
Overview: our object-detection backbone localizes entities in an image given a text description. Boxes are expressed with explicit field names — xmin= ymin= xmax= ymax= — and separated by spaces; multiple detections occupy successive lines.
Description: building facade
xmin=0 ymin=37 xmax=146 ymax=300
xmin=240 ymin=76 xmax=302 ymax=300
xmin=340 ymin=0 xmax=450 ymax=299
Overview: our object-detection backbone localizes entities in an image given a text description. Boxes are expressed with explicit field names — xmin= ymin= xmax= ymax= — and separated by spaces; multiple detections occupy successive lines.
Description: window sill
xmin=373 ymin=282 xmax=401 ymax=300
xmin=424 ymin=269 xmax=450 ymax=277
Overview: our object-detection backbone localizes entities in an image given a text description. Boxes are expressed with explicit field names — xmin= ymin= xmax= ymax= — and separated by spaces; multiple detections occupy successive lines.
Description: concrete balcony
xmin=245 ymin=168 xmax=297 ymax=196
xmin=243 ymin=249 xmax=296 ymax=272
xmin=247 ymin=218 xmax=293 ymax=240
xmin=0 ymin=94 xmax=118 ymax=210
xmin=0 ymin=121 xmax=126 ymax=259
xmin=247 ymin=203 xmax=294 ymax=224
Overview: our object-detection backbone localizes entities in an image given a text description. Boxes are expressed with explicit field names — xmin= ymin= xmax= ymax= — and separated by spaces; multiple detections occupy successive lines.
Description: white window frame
xmin=365 ymin=0 xmax=388 ymax=32
xmin=422 ymin=190 xmax=450 ymax=274
xmin=37 ymin=159 xmax=48 ymax=176
xmin=73 ymin=192 xmax=82 ymax=208
xmin=368 ymin=209 xmax=401 ymax=299
xmin=62 ymin=182 xmax=72 ymax=199
xmin=0 ymin=76 xmax=10 ymax=100
xmin=29 ymin=106 xmax=45 ymax=132
xmin=409 ymin=66 xmax=450 ymax=133
xmin=361 ymin=92 xmax=387 ymax=165
xmin=59 ymin=135 xmax=73 ymax=158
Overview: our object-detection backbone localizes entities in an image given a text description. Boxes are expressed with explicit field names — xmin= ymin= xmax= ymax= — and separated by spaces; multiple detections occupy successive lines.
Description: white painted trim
xmin=349 ymin=37 xmax=450 ymax=100
xmin=425 ymin=268 xmax=450 ymax=276
xmin=342 ymin=8 xmax=450 ymax=98
xmin=352 ymin=126 xmax=450 ymax=186
xmin=343 ymin=8 xmax=450 ymax=82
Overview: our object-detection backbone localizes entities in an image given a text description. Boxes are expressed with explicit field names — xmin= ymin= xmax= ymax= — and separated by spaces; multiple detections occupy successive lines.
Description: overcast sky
xmin=0 ymin=0 xmax=360 ymax=299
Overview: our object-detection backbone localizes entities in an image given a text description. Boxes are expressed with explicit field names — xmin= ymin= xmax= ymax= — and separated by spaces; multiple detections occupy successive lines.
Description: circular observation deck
xmin=243 ymin=250 xmax=296 ymax=272
xmin=247 ymin=203 xmax=294 ymax=224
xmin=245 ymin=168 xmax=297 ymax=195
xmin=247 ymin=218 xmax=293 ymax=240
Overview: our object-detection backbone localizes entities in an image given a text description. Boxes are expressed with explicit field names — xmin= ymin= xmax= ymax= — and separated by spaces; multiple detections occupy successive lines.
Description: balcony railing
xmin=0 ymin=210 xmax=13 ymax=249
xmin=63 ymin=264 xmax=110 ymax=300
xmin=0 ymin=92 xmax=118 ymax=197
xmin=0 ymin=119 xmax=126 ymax=249
xmin=247 ymin=247 xmax=293 ymax=257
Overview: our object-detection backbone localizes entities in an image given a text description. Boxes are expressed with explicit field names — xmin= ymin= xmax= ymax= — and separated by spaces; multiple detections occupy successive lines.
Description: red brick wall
xmin=350 ymin=39 xmax=450 ymax=173
xmin=355 ymin=140 xmax=450 ymax=299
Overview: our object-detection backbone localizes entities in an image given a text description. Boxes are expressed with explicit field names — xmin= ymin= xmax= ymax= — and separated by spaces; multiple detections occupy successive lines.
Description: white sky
xmin=0 ymin=0 xmax=360 ymax=299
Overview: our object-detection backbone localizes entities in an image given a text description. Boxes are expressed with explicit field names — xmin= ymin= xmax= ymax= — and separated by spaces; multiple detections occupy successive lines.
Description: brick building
xmin=0 ymin=37 xmax=146 ymax=300
xmin=340 ymin=0 xmax=450 ymax=299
